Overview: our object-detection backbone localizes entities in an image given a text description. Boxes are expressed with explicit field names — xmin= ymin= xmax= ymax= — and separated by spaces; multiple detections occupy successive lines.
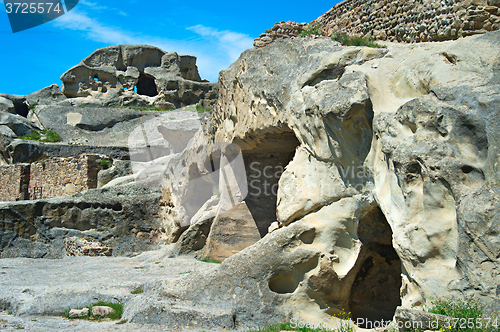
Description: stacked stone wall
xmin=254 ymin=0 xmax=500 ymax=47
xmin=28 ymin=155 xmax=101 ymax=199
xmin=0 ymin=164 xmax=30 ymax=202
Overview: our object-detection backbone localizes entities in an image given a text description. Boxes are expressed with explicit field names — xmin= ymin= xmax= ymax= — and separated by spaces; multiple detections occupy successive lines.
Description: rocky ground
xmin=0 ymin=248 xmax=227 ymax=331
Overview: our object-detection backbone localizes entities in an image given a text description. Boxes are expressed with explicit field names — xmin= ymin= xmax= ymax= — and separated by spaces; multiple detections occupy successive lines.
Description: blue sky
xmin=0 ymin=1 xmax=336 ymax=95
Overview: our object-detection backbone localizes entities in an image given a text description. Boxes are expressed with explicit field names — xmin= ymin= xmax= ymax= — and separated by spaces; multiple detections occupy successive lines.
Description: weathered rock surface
xmin=0 ymin=112 xmax=39 ymax=137
xmin=60 ymin=45 xmax=218 ymax=110
xmin=0 ymin=97 xmax=15 ymax=114
xmin=0 ymin=185 xmax=169 ymax=258
xmin=26 ymin=84 xmax=67 ymax=106
xmin=68 ymin=308 xmax=89 ymax=318
xmin=127 ymin=31 xmax=500 ymax=329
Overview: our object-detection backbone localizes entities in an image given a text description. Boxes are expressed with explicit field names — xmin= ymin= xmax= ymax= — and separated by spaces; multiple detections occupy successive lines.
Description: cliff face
xmin=141 ymin=30 xmax=500 ymax=327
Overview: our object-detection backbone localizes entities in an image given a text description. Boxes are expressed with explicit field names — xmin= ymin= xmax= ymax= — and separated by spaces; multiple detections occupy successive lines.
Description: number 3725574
xmin=5 ymin=2 xmax=62 ymax=14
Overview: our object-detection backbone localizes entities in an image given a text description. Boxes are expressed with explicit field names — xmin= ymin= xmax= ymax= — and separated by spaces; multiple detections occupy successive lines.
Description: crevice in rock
xmin=349 ymin=206 xmax=402 ymax=327
xmin=237 ymin=127 xmax=300 ymax=237
xmin=304 ymin=65 xmax=346 ymax=87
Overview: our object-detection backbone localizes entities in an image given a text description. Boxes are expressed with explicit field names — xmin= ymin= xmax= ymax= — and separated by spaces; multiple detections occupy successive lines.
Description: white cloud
xmin=50 ymin=12 xmax=253 ymax=82
xmin=187 ymin=24 xmax=254 ymax=63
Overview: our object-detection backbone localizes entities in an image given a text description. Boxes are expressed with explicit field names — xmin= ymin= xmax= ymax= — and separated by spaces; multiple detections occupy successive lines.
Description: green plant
xmin=300 ymin=24 xmax=322 ymax=37
xmin=332 ymin=34 xmax=386 ymax=48
xmin=159 ymin=265 xmax=164 ymax=268
xmin=426 ymin=297 xmax=499 ymax=332
xmin=19 ymin=129 xmax=62 ymax=143
xmin=131 ymin=288 xmax=143 ymax=294
xmin=116 ymin=319 xmax=127 ymax=324
xmin=196 ymin=104 xmax=212 ymax=113
xmin=179 ymin=270 xmax=192 ymax=275
xmin=100 ymin=159 xmax=112 ymax=169
xmin=41 ymin=129 xmax=62 ymax=142
xmin=200 ymin=258 xmax=221 ymax=264
xmin=28 ymin=102 xmax=38 ymax=111
xmin=19 ymin=131 xmax=41 ymax=141
xmin=62 ymin=301 xmax=123 ymax=321
xmin=15 ymin=326 xmax=24 ymax=330
xmin=7 ymin=311 xmax=12 ymax=315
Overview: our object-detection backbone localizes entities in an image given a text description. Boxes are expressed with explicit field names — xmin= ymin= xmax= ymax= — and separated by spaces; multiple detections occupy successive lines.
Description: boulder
xmin=91 ymin=306 xmax=115 ymax=318
xmin=68 ymin=308 xmax=90 ymax=318
xmin=203 ymin=201 xmax=262 ymax=261
xmin=97 ymin=160 xmax=133 ymax=188
xmin=0 ymin=94 xmax=28 ymax=117
xmin=0 ymin=112 xmax=39 ymax=136
xmin=0 ymin=97 xmax=15 ymax=114
xmin=25 ymin=84 xmax=66 ymax=106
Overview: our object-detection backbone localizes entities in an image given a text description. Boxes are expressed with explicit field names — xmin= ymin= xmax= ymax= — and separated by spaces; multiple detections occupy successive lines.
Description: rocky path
xmin=0 ymin=247 xmax=225 ymax=331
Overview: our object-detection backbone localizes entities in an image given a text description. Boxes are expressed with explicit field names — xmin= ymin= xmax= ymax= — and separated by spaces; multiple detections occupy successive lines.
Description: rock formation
xmin=60 ymin=45 xmax=218 ymax=110
xmin=123 ymin=30 xmax=500 ymax=329
xmin=0 ymin=18 xmax=499 ymax=332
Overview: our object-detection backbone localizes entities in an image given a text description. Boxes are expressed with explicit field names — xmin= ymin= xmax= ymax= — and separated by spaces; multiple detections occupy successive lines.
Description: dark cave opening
xmin=136 ymin=72 xmax=158 ymax=97
xmin=238 ymin=128 xmax=300 ymax=237
xmin=349 ymin=206 xmax=402 ymax=327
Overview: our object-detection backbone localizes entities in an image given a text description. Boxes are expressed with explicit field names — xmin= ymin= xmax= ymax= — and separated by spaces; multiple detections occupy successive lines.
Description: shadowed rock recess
xmin=0 ymin=28 xmax=499 ymax=332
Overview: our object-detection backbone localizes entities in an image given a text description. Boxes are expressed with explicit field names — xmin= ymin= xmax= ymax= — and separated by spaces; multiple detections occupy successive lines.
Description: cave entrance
xmin=239 ymin=127 xmax=300 ymax=237
xmin=136 ymin=72 xmax=158 ymax=97
xmin=349 ymin=206 xmax=402 ymax=327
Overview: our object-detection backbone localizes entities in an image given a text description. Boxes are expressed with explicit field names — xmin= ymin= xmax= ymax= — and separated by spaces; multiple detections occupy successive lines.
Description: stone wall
xmin=254 ymin=0 xmax=500 ymax=47
xmin=0 ymin=155 xmax=102 ymax=202
xmin=28 ymin=155 xmax=101 ymax=199
xmin=0 ymin=164 xmax=30 ymax=202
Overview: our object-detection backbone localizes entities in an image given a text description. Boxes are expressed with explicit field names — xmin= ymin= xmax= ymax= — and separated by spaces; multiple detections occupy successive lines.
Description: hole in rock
xmin=349 ymin=207 xmax=402 ymax=327
xmin=238 ymin=128 xmax=300 ymax=237
xmin=269 ymin=255 xmax=319 ymax=294
xmin=136 ymin=72 xmax=158 ymax=97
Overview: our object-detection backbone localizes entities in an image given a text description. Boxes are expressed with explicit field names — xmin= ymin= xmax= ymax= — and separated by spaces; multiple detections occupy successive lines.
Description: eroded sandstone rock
xmin=135 ymin=31 xmax=500 ymax=329
xmin=60 ymin=45 xmax=218 ymax=110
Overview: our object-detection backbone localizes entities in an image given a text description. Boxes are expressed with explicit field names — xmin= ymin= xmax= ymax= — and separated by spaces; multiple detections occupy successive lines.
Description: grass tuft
xmin=200 ymin=258 xmax=221 ymax=264
xmin=19 ymin=129 xmax=62 ymax=143
xmin=300 ymin=24 xmax=322 ymax=37
xmin=332 ymin=34 xmax=386 ymax=48
xmin=425 ymin=296 xmax=499 ymax=332
xmin=131 ymin=288 xmax=143 ymax=294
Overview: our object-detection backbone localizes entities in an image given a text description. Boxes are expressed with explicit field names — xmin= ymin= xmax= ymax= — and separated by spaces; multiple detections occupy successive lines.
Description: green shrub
xmin=196 ymin=104 xmax=212 ymax=113
xmin=426 ymin=297 xmax=499 ymax=332
xmin=100 ymin=159 xmax=112 ymax=169
xmin=19 ymin=131 xmax=41 ymax=141
xmin=300 ymin=24 xmax=322 ymax=37
xmin=62 ymin=301 xmax=123 ymax=321
xmin=19 ymin=129 xmax=62 ymax=143
xmin=131 ymin=288 xmax=143 ymax=294
xmin=28 ymin=102 xmax=38 ymax=111
xmin=41 ymin=129 xmax=62 ymax=143
xmin=332 ymin=34 xmax=386 ymax=48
